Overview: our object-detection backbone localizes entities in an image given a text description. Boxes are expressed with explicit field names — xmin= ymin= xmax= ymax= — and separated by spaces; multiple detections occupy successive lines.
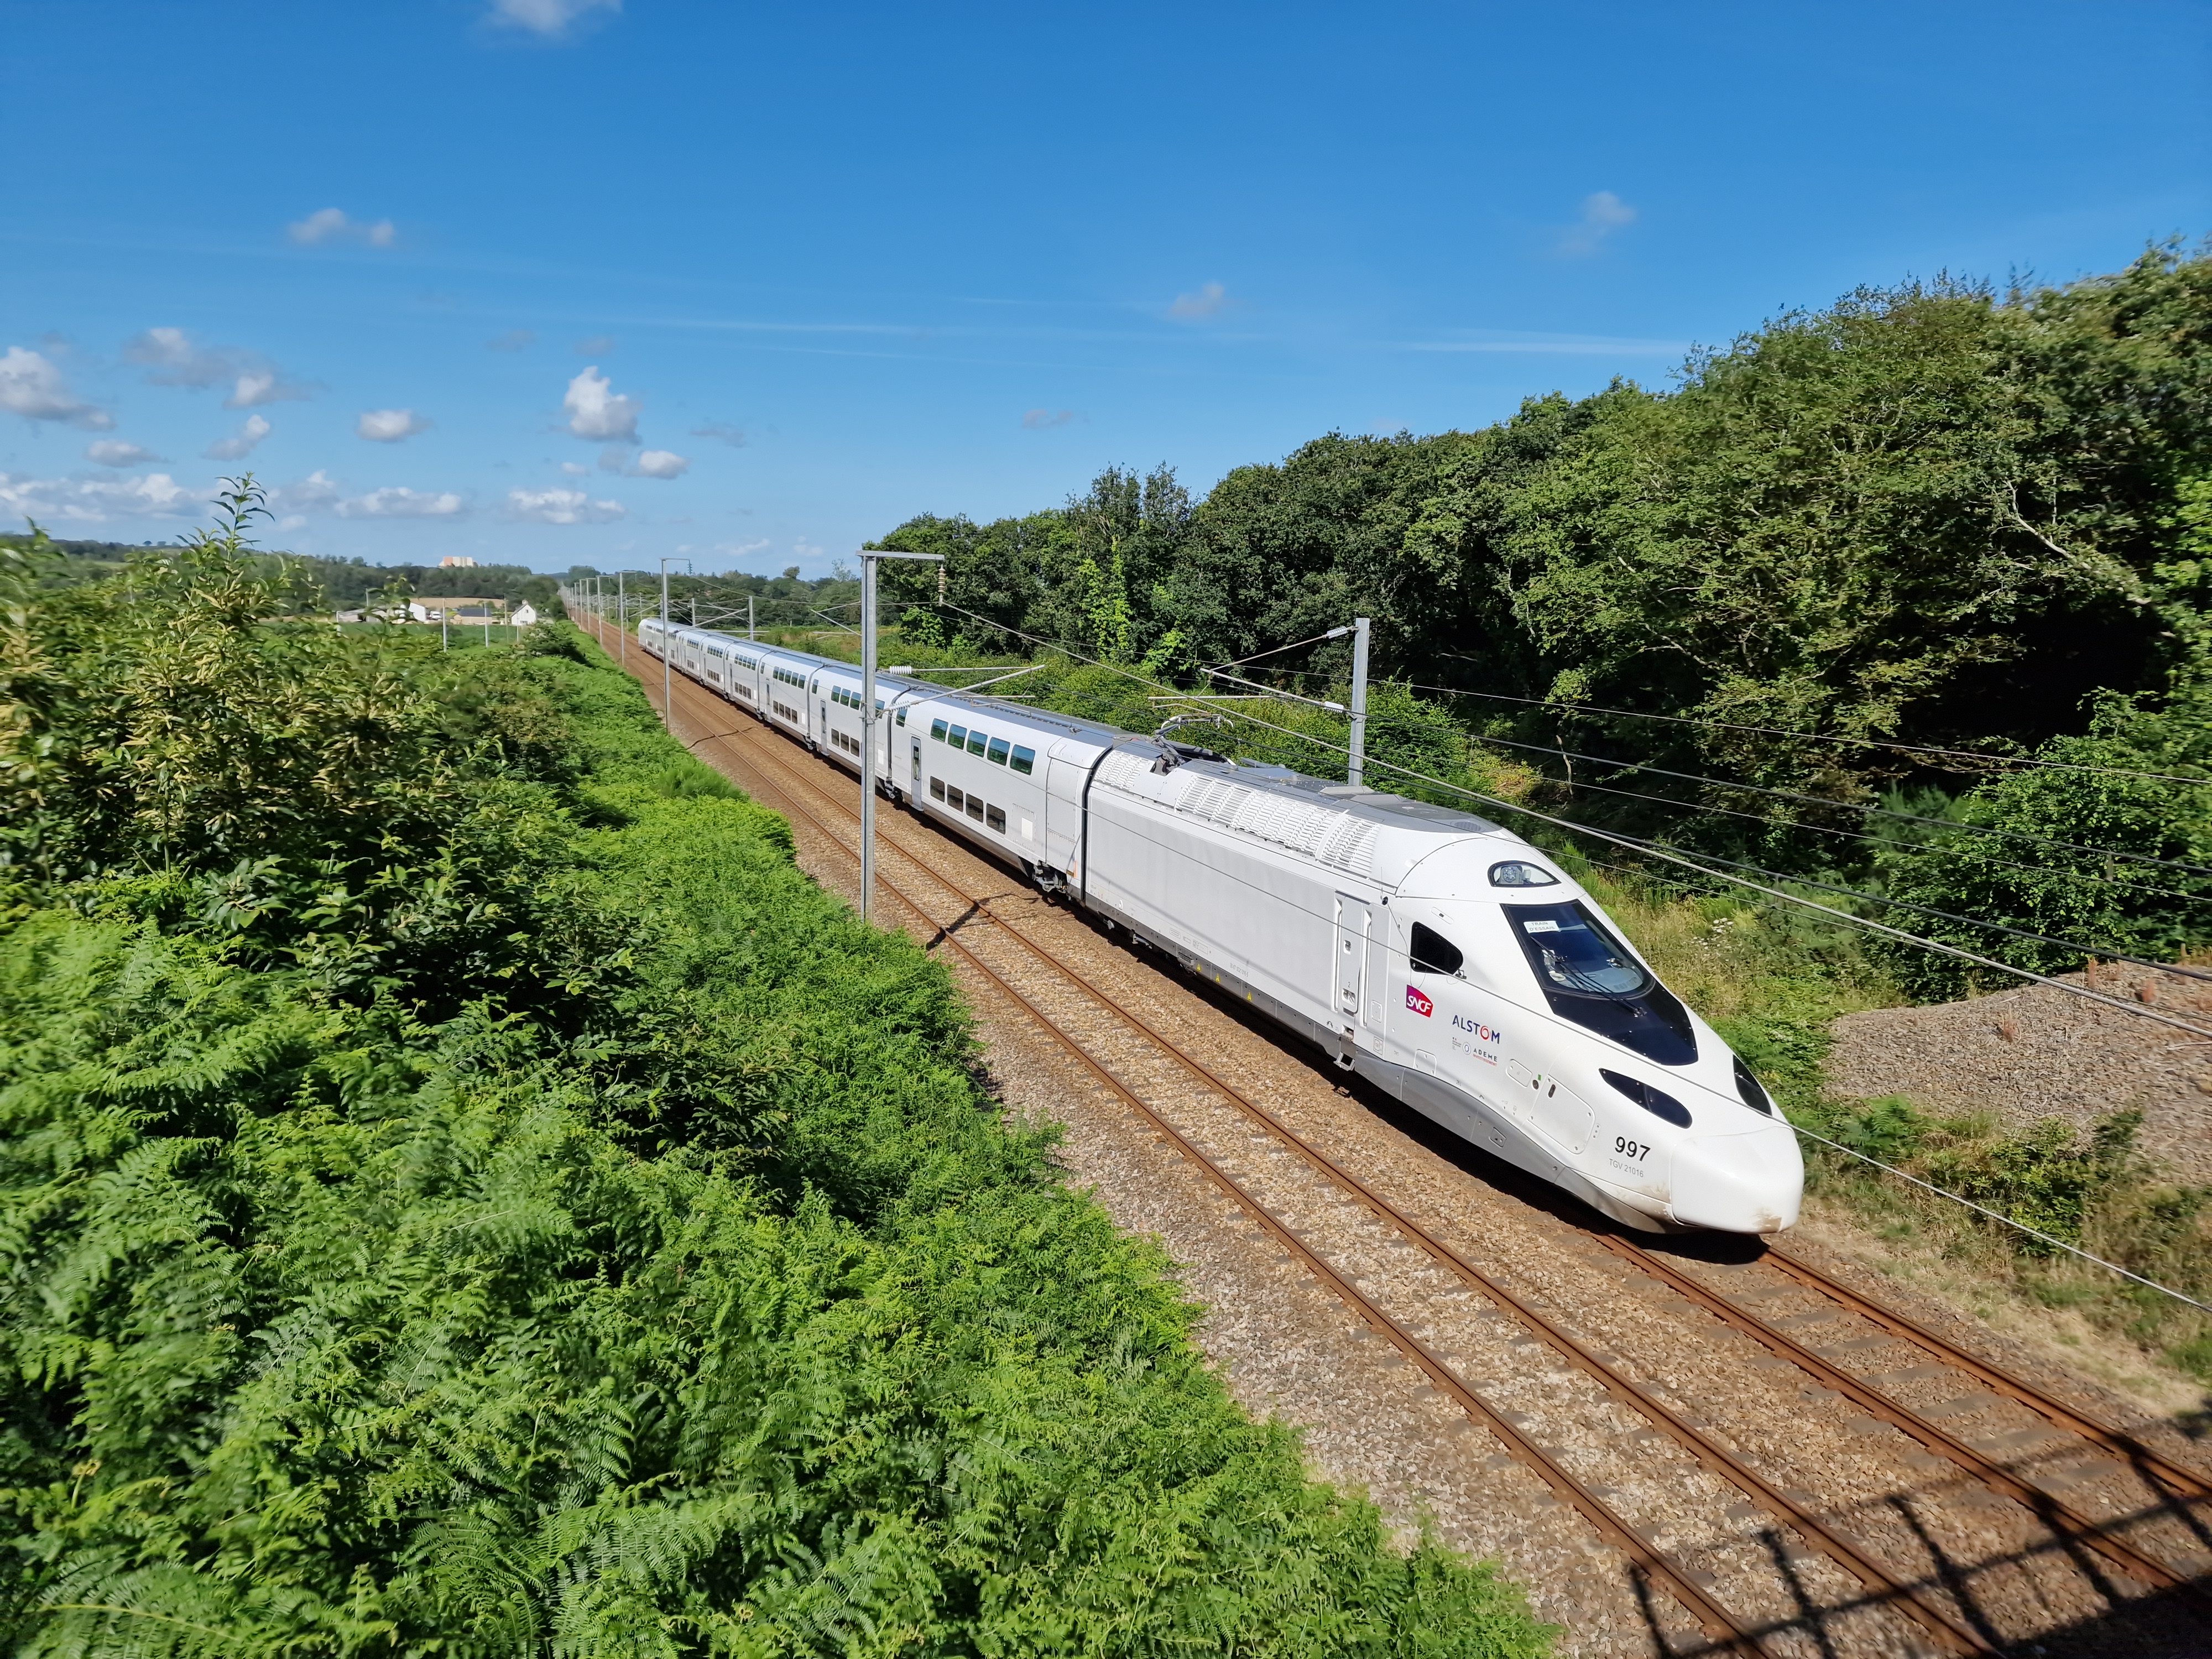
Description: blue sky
xmin=3 ymin=1 xmax=2206 ymax=576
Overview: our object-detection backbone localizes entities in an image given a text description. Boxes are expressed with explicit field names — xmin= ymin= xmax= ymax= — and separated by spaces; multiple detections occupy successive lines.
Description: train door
xmin=1042 ymin=739 xmax=1102 ymax=880
xmin=1332 ymin=893 xmax=1371 ymax=1064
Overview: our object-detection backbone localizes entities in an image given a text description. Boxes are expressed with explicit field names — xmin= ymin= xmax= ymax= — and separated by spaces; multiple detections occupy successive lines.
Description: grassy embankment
xmin=0 ymin=535 xmax=1554 ymax=1656
xmin=790 ymin=622 xmax=2212 ymax=1401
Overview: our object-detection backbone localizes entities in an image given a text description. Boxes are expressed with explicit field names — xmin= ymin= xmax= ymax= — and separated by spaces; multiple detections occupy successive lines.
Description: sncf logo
xmin=1405 ymin=985 xmax=1433 ymax=1018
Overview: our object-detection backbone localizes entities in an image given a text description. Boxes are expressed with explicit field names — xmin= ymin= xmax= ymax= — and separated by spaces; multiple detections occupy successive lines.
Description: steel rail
xmin=675 ymin=676 xmax=2005 ymax=1659
xmin=1759 ymin=1248 xmax=2212 ymax=1508
xmin=607 ymin=615 xmax=2209 ymax=1643
xmin=1597 ymin=1237 xmax=2208 ymax=1602
xmin=631 ymin=653 xmax=1771 ymax=1656
xmin=639 ymin=651 xmax=2001 ymax=1657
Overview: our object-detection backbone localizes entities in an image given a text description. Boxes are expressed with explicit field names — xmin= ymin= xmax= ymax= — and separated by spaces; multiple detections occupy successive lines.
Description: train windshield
xmin=1503 ymin=901 xmax=1697 ymax=1065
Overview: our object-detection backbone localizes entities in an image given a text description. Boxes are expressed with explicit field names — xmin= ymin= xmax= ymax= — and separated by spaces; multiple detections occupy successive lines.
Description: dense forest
xmin=0 ymin=499 xmax=1549 ymax=1655
xmin=867 ymin=246 xmax=2212 ymax=989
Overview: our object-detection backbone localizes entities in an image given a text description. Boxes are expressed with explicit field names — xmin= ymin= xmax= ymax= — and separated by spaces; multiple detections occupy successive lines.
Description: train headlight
xmin=1600 ymin=1068 xmax=1692 ymax=1128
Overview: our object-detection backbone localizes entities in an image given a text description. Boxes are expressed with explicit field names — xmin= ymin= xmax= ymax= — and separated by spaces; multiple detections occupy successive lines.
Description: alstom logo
xmin=1405 ymin=985 xmax=1433 ymax=1018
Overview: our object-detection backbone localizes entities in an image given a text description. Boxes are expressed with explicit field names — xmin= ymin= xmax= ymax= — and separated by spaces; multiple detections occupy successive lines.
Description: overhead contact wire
xmin=644 ymin=635 xmax=2198 ymax=1642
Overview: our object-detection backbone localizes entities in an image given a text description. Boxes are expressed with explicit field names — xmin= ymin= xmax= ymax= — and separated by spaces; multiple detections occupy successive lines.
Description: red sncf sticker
xmin=1405 ymin=985 xmax=1433 ymax=1017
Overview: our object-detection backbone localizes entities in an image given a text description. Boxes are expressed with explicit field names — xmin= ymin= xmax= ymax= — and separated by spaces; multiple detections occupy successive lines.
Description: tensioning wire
xmin=1467 ymin=760 xmax=2212 ymax=910
xmin=1228 ymin=691 xmax=2210 ymax=910
xmin=925 ymin=600 xmax=2212 ymax=1036
xmin=1191 ymin=691 xmax=2212 ymax=983
xmin=1249 ymin=679 xmax=2212 ymax=880
xmin=925 ymin=606 xmax=2212 ymax=1310
xmin=1790 ymin=1124 xmax=2212 ymax=1315
xmin=1203 ymin=694 xmax=2212 ymax=1039
xmin=1588 ymin=826 xmax=2212 ymax=988
xmin=1413 ymin=661 xmax=2212 ymax=789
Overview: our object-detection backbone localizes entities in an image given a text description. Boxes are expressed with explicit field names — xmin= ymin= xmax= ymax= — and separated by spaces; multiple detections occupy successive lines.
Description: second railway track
xmin=604 ymin=618 xmax=2212 ymax=1657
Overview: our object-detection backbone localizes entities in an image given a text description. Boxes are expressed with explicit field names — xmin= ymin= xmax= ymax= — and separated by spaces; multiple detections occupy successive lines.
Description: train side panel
xmin=1084 ymin=767 xmax=1354 ymax=1059
xmin=907 ymin=696 xmax=1053 ymax=866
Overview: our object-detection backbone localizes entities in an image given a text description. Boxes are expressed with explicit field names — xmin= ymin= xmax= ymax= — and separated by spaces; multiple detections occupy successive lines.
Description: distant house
xmin=409 ymin=597 xmax=507 ymax=623
xmin=335 ymin=598 xmax=534 ymax=627
xmin=439 ymin=555 xmax=479 ymax=568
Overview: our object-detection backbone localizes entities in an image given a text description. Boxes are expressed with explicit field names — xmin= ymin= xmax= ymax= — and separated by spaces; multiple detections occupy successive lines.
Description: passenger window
xmin=967 ymin=729 xmax=988 ymax=756
xmin=947 ymin=785 xmax=964 ymax=810
xmin=1410 ymin=921 xmax=1464 ymax=977
xmin=967 ymin=795 xmax=985 ymax=821
xmin=986 ymin=805 xmax=1006 ymax=832
xmin=947 ymin=724 xmax=967 ymax=748
xmin=931 ymin=778 xmax=946 ymax=801
xmin=1010 ymin=745 xmax=1035 ymax=775
xmin=896 ymin=708 xmax=907 ymax=727
xmin=987 ymin=737 xmax=1010 ymax=766
xmin=931 ymin=719 xmax=948 ymax=742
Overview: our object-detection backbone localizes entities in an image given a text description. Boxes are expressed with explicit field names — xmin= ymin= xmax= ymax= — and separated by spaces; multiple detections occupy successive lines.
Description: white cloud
xmin=1168 ymin=281 xmax=1234 ymax=321
xmin=489 ymin=0 xmax=619 ymax=36
xmin=357 ymin=408 xmax=432 ymax=442
xmin=598 ymin=446 xmax=628 ymax=473
xmin=123 ymin=326 xmax=226 ymax=386
xmin=632 ymin=449 xmax=689 ymax=479
xmin=278 ymin=514 xmax=308 ymax=531
xmin=204 ymin=414 xmax=272 ymax=460
xmin=86 ymin=439 xmax=163 ymax=466
xmin=123 ymin=328 xmax=313 ymax=406
xmin=0 ymin=470 xmax=208 ymax=525
xmin=1 ymin=346 xmax=113 ymax=429
xmin=273 ymin=469 xmax=342 ymax=513
xmin=690 ymin=421 xmax=746 ymax=448
xmin=718 ymin=538 xmax=770 ymax=558
xmin=504 ymin=487 xmax=624 ymax=524
xmin=560 ymin=461 xmax=589 ymax=477
xmin=1022 ymin=408 xmax=1076 ymax=430
xmin=228 ymin=368 xmax=311 ymax=408
xmin=573 ymin=334 xmax=615 ymax=354
xmin=337 ymin=485 xmax=467 ymax=519
xmin=563 ymin=365 xmax=639 ymax=442
xmin=487 ymin=329 xmax=536 ymax=352
xmin=1556 ymin=191 xmax=1637 ymax=257
xmin=288 ymin=207 xmax=397 ymax=247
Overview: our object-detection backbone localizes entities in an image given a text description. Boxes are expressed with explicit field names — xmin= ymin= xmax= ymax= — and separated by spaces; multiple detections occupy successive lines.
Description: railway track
xmin=597 ymin=617 xmax=2212 ymax=1655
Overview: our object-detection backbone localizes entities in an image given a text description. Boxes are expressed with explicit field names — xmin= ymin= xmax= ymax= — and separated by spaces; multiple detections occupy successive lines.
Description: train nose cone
xmin=1666 ymin=1118 xmax=1803 ymax=1234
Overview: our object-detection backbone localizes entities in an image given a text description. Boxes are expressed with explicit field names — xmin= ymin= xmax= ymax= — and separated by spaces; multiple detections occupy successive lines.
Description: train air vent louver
xmin=1317 ymin=814 xmax=1376 ymax=875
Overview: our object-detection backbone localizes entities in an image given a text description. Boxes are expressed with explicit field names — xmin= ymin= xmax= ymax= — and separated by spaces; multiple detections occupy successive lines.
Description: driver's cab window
xmin=1408 ymin=921 xmax=1463 ymax=977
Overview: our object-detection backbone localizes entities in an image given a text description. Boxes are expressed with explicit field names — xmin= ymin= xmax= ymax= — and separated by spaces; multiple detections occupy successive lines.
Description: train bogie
xmin=636 ymin=614 xmax=1803 ymax=1235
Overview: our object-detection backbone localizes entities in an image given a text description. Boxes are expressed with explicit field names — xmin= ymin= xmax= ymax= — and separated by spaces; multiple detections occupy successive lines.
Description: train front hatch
xmin=1332 ymin=893 xmax=1371 ymax=1067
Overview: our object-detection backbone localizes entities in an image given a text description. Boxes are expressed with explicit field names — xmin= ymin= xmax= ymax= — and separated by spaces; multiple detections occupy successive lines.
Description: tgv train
xmin=640 ymin=617 xmax=1802 ymax=1234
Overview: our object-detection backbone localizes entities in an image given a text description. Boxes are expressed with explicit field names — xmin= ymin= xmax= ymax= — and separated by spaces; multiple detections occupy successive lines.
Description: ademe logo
xmin=1405 ymin=985 xmax=1433 ymax=1017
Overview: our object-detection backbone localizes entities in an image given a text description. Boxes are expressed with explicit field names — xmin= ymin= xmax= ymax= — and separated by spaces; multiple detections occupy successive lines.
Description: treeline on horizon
xmin=867 ymin=244 xmax=2212 ymax=990
xmin=23 ymin=543 xmax=870 ymax=625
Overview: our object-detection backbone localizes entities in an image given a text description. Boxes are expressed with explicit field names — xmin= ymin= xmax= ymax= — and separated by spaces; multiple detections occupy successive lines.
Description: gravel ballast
xmin=1826 ymin=963 xmax=2212 ymax=1185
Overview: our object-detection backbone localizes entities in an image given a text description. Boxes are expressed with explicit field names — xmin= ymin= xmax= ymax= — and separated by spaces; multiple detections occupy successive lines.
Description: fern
xmin=1 ymin=522 xmax=1552 ymax=1657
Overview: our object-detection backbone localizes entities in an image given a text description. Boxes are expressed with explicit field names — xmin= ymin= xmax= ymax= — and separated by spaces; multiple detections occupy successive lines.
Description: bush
xmin=0 ymin=513 xmax=1552 ymax=1657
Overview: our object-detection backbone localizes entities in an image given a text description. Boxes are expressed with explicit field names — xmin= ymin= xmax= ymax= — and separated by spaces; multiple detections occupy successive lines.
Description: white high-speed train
xmin=640 ymin=617 xmax=1802 ymax=1234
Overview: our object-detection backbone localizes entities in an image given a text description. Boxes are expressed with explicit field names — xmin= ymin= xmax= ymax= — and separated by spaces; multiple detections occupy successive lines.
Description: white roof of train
xmin=645 ymin=619 xmax=1513 ymax=878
